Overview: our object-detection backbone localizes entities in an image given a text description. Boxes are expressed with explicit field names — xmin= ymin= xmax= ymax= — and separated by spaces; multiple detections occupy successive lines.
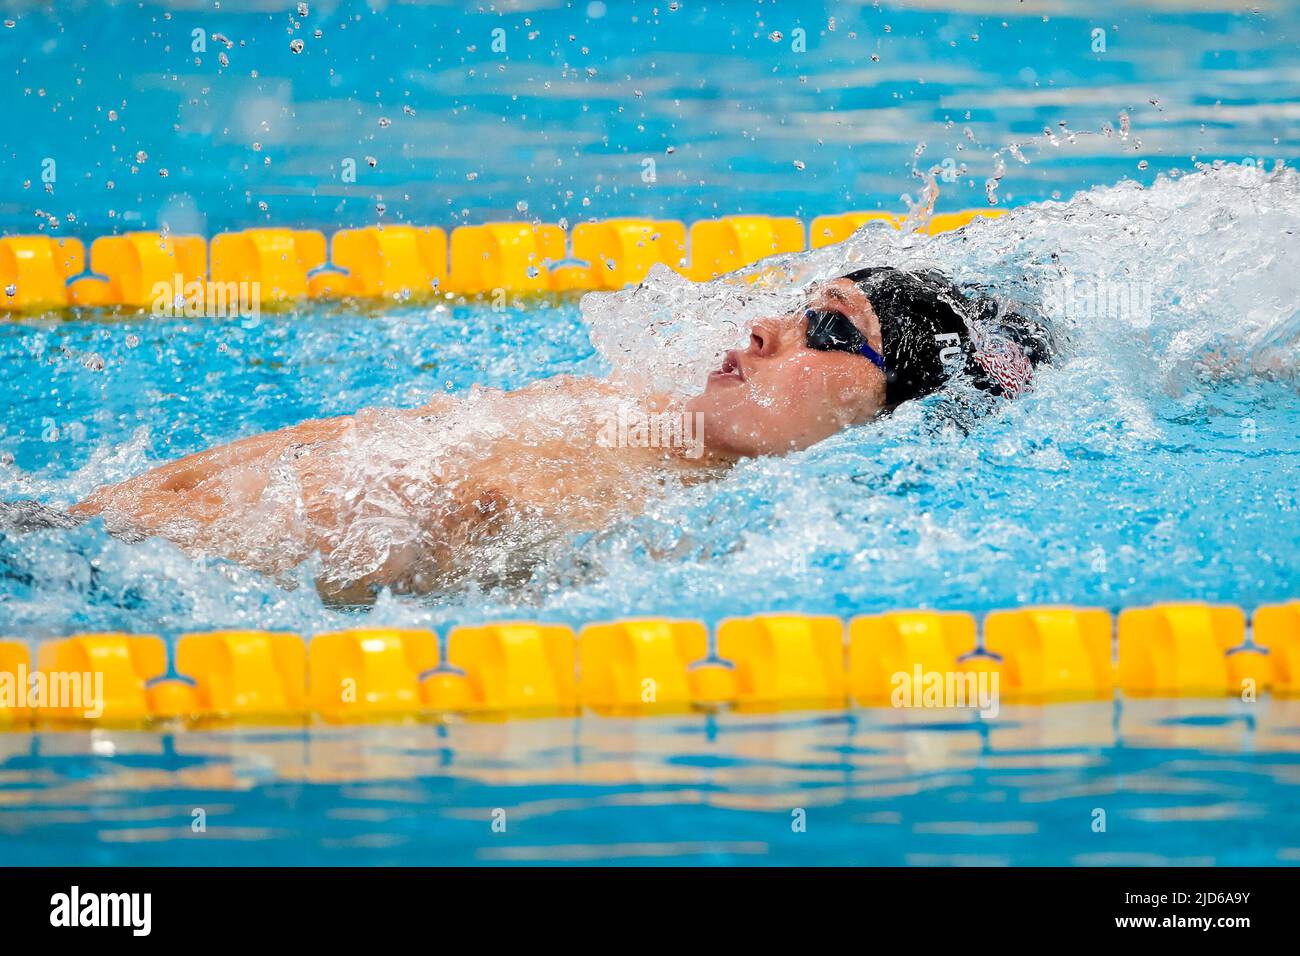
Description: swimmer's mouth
xmin=709 ymin=350 xmax=746 ymax=384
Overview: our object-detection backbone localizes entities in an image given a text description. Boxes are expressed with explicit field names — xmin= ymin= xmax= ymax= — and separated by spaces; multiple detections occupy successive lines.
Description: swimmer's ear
xmin=827 ymin=381 xmax=877 ymax=428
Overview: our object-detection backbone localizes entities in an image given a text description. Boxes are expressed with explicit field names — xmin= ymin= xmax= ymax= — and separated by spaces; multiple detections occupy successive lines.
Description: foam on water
xmin=484 ymin=163 xmax=1300 ymax=625
xmin=589 ymin=162 xmax=1300 ymax=398
xmin=2 ymin=164 xmax=1300 ymax=636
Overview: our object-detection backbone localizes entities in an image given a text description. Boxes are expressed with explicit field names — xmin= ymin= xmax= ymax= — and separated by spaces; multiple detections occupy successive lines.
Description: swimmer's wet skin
xmin=46 ymin=268 xmax=1047 ymax=604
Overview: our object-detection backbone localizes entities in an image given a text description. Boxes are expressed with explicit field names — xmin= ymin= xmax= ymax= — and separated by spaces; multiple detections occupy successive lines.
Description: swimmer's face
xmin=686 ymin=277 xmax=887 ymax=458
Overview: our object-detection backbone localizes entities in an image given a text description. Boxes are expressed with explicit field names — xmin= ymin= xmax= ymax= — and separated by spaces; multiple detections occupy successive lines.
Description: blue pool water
xmin=4 ymin=700 xmax=1300 ymax=866
xmin=4 ymin=166 xmax=1300 ymax=636
xmin=0 ymin=1 xmax=1296 ymax=236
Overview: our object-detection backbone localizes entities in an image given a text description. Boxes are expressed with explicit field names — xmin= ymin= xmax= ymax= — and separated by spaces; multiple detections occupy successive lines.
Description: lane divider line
xmin=1 ymin=601 xmax=1296 ymax=727
xmin=1 ymin=209 xmax=1008 ymax=312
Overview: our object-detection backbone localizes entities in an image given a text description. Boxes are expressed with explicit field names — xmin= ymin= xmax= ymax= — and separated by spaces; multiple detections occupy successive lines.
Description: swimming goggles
xmin=803 ymin=308 xmax=886 ymax=371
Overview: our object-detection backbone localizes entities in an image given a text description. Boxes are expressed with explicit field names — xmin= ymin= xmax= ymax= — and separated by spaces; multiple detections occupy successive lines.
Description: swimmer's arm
xmin=69 ymin=414 xmax=358 ymax=518
xmin=70 ymin=393 xmax=462 ymax=519
xmin=312 ymin=481 xmax=510 ymax=606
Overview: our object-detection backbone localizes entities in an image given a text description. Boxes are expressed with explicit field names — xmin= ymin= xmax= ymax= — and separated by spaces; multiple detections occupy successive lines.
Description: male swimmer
xmin=6 ymin=268 xmax=1049 ymax=604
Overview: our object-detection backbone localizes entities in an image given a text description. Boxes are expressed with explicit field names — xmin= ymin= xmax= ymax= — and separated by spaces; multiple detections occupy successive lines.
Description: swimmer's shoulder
xmin=410 ymin=393 xmax=459 ymax=419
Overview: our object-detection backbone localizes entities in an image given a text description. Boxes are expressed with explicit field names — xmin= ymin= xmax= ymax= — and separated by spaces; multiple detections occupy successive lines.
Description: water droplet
xmin=290 ymin=38 xmax=304 ymax=54
xmin=366 ymin=155 xmax=377 ymax=167
xmin=768 ymin=31 xmax=783 ymax=42
xmin=135 ymin=150 xmax=148 ymax=162
xmin=297 ymin=2 xmax=309 ymax=15
xmin=465 ymin=172 xmax=478 ymax=181
xmin=107 ymin=109 xmax=118 ymax=121
xmin=403 ymin=104 xmax=415 ymax=115
xmin=81 ymin=352 xmax=105 ymax=372
xmin=4 ymin=284 xmax=16 ymax=297
xmin=793 ymin=160 xmax=805 ymax=170
xmin=516 ymin=200 xmax=528 ymax=212
xmin=125 ymin=333 xmax=140 ymax=348
xmin=159 ymin=168 xmax=169 ymax=177
xmin=378 ymin=116 xmax=391 ymax=128
xmin=1137 ymin=160 xmax=1149 ymax=170
xmin=219 ymin=51 xmax=230 ymax=67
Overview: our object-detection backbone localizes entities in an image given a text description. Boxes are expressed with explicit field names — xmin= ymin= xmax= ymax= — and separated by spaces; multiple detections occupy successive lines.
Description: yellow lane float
xmin=6 ymin=601 xmax=1300 ymax=728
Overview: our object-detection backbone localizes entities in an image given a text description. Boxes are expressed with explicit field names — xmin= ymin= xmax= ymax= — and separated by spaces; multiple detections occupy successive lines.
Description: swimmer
xmin=12 ymin=268 xmax=1049 ymax=604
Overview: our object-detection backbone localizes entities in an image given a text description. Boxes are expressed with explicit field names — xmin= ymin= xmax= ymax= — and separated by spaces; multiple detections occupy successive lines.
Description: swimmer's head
xmin=687 ymin=267 xmax=1036 ymax=458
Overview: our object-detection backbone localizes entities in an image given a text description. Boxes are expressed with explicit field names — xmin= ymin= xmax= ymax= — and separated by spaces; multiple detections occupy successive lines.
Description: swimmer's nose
xmin=748 ymin=317 xmax=785 ymax=357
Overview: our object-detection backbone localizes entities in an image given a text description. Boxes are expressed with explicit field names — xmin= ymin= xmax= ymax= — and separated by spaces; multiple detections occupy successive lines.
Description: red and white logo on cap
xmin=968 ymin=325 xmax=1034 ymax=398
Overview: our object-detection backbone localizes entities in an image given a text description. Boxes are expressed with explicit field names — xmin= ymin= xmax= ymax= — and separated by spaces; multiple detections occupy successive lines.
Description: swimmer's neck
xmin=635 ymin=390 xmax=738 ymax=471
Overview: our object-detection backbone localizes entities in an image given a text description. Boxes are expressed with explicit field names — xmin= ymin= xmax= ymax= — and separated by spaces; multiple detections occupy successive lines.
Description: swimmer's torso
xmin=71 ymin=376 xmax=717 ymax=603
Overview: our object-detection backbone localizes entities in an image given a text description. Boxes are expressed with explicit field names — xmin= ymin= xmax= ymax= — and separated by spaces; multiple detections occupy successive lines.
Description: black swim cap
xmin=843 ymin=267 xmax=1039 ymax=406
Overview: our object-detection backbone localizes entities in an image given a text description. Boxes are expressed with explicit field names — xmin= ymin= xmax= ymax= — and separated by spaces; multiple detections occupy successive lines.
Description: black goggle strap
xmin=804 ymin=309 xmax=887 ymax=372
